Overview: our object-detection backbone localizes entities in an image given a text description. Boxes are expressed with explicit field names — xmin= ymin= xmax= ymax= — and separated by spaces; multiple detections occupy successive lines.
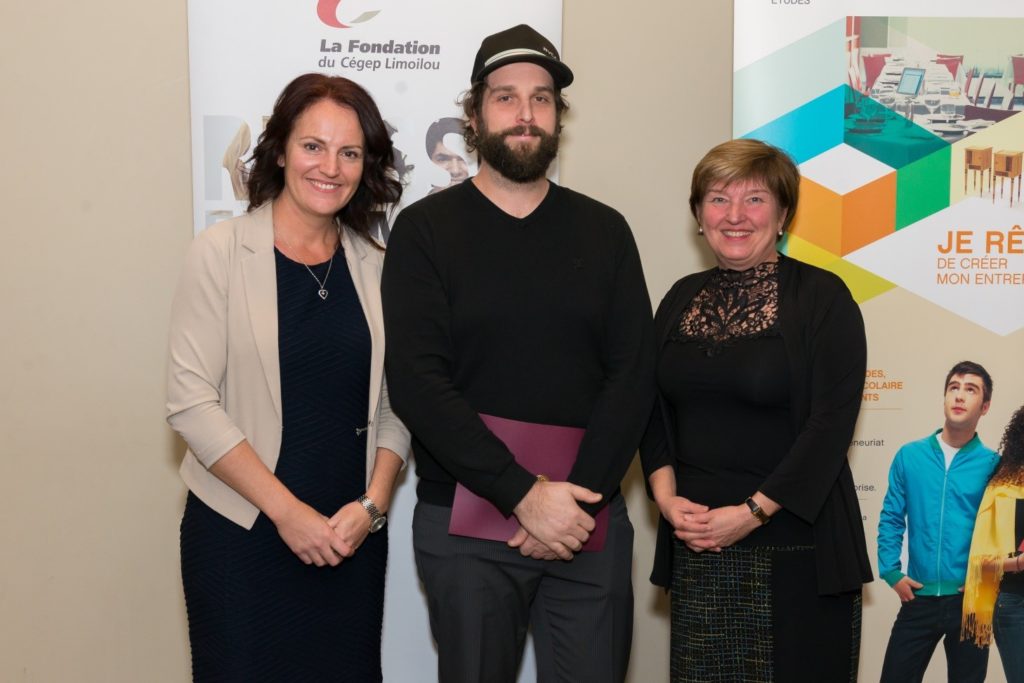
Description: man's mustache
xmin=501 ymin=125 xmax=549 ymax=138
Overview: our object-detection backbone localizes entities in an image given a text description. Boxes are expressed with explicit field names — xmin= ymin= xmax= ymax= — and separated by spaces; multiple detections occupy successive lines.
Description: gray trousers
xmin=413 ymin=495 xmax=634 ymax=683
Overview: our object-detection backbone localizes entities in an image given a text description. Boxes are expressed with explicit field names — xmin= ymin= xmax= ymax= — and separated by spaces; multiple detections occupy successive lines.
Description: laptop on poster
xmin=896 ymin=67 xmax=926 ymax=97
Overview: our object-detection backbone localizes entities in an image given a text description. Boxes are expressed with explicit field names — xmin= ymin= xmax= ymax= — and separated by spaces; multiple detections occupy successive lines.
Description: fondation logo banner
xmin=187 ymin=3 xmax=562 ymax=681
xmin=188 ymin=0 xmax=561 ymax=237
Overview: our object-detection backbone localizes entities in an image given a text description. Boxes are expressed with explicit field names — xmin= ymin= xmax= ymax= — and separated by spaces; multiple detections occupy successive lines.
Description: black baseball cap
xmin=471 ymin=24 xmax=574 ymax=88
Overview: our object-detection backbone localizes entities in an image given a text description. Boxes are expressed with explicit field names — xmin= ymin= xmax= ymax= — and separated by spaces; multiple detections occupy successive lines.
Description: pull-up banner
xmin=735 ymin=2 xmax=1024 ymax=680
xmin=187 ymin=3 xmax=562 ymax=681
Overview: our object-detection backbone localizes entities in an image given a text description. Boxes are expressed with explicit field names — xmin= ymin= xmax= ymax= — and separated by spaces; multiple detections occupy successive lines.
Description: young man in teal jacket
xmin=878 ymin=360 xmax=998 ymax=682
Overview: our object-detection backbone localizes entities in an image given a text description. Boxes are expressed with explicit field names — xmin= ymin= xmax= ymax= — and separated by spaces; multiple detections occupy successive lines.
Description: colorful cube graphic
xmin=793 ymin=145 xmax=897 ymax=256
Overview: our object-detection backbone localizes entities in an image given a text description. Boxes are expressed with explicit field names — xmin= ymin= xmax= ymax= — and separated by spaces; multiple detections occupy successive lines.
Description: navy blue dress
xmin=180 ymin=247 xmax=385 ymax=682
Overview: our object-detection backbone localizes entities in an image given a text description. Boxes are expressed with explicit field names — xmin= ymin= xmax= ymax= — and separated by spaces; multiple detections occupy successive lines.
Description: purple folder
xmin=448 ymin=413 xmax=609 ymax=552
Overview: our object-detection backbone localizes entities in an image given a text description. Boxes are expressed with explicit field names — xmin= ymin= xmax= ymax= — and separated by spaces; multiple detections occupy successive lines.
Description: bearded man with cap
xmin=382 ymin=23 xmax=655 ymax=683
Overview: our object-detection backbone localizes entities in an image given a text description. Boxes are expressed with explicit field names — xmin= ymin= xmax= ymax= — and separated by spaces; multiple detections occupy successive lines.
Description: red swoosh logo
xmin=317 ymin=0 xmax=349 ymax=28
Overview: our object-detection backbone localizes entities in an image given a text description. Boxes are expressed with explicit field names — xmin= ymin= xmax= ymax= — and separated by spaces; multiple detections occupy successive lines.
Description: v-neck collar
xmin=463 ymin=177 xmax=558 ymax=226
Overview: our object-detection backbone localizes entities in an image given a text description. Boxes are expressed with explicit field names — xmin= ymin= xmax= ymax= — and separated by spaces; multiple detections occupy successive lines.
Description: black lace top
xmin=672 ymin=260 xmax=780 ymax=356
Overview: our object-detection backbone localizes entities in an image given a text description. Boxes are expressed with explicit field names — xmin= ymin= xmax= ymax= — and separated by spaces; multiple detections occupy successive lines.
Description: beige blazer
xmin=166 ymin=202 xmax=410 ymax=529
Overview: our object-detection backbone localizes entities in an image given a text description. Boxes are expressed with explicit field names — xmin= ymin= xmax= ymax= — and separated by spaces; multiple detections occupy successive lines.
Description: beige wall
xmin=2 ymin=1 xmax=1011 ymax=681
xmin=560 ymin=4 xmax=730 ymax=682
xmin=2 ymin=1 xmax=194 ymax=681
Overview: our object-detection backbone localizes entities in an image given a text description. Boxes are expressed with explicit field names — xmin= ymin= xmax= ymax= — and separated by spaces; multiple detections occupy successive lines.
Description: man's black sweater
xmin=382 ymin=180 xmax=655 ymax=517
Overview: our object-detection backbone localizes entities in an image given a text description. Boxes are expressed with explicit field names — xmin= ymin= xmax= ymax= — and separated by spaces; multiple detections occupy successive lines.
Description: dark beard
xmin=475 ymin=124 xmax=559 ymax=183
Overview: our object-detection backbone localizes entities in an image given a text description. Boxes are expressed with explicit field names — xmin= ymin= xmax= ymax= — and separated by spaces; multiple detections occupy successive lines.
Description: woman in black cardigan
xmin=641 ymin=139 xmax=872 ymax=683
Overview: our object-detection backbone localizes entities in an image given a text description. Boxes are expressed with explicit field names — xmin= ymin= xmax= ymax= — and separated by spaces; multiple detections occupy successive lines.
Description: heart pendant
xmin=318 ymin=289 xmax=329 ymax=300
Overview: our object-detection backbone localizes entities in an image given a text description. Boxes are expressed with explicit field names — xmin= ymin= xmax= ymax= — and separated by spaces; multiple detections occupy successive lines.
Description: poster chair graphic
xmin=970 ymin=73 xmax=987 ymax=104
xmin=977 ymin=80 xmax=998 ymax=108
xmin=862 ymin=53 xmax=890 ymax=93
xmin=963 ymin=67 xmax=976 ymax=103
xmin=992 ymin=150 xmax=1022 ymax=206
xmin=965 ymin=146 xmax=993 ymax=195
xmin=935 ymin=54 xmax=964 ymax=79
xmin=1009 ymin=55 xmax=1024 ymax=110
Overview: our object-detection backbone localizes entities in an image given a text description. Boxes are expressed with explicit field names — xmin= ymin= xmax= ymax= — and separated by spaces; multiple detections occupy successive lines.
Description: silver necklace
xmin=276 ymin=228 xmax=338 ymax=300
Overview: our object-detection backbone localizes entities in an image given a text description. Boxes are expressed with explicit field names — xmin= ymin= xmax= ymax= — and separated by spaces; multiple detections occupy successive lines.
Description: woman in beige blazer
xmin=167 ymin=74 xmax=409 ymax=682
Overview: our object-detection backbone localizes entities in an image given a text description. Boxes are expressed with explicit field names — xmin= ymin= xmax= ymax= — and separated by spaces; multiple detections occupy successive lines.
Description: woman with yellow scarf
xmin=962 ymin=404 xmax=1024 ymax=682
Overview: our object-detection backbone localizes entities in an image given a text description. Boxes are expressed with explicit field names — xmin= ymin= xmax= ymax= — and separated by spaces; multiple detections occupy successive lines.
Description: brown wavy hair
xmin=246 ymin=73 xmax=401 ymax=248
xmin=991 ymin=404 xmax=1024 ymax=486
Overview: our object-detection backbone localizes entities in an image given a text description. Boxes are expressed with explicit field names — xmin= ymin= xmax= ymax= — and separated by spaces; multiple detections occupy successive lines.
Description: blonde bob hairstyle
xmin=689 ymin=139 xmax=800 ymax=239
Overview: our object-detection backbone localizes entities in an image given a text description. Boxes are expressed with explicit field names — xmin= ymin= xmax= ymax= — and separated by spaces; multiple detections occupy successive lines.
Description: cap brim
xmin=476 ymin=55 xmax=574 ymax=89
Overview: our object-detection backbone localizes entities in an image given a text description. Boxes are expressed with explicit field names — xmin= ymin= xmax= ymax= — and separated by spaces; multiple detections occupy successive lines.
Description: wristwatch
xmin=358 ymin=495 xmax=387 ymax=533
xmin=744 ymin=497 xmax=771 ymax=525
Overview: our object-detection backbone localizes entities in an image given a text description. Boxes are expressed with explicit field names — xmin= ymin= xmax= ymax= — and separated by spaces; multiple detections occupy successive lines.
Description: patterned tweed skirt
xmin=670 ymin=540 xmax=861 ymax=683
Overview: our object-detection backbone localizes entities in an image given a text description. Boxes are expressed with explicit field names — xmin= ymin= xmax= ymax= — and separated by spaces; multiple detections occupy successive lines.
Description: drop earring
xmin=698 ymin=225 xmax=704 ymax=235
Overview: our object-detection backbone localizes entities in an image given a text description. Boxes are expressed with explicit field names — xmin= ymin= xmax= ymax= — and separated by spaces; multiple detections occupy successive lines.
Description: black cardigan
xmin=641 ymin=255 xmax=873 ymax=595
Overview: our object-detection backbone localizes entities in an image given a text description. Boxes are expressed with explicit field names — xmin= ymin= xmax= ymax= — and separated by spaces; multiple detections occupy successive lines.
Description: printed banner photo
xmin=188 ymin=0 xmax=561 ymax=237
xmin=735 ymin=2 xmax=1024 ymax=680
xmin=187 ymin=2 xmax=562 ymax=681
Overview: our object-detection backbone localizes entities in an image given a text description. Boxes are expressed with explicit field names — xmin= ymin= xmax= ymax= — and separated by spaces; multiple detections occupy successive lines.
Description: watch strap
xmin=744 ymin=497 xmax=770 ymax=525
xmin=358 ymin=494 xmax=386 ymax=532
